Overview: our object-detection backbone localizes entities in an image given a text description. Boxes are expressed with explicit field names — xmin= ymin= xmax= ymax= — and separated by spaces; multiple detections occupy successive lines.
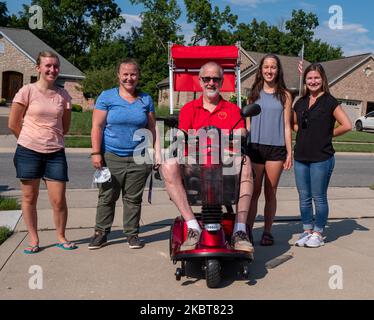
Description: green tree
xmin=234 ymin=19 xmax=283 ymax=54
xmin=129 ymin=0 xmax=184 ymax=100
xmin=306 ymin=39 xmax=343 ymax=63
xmin=233 ymin=10 xmax=342 ymax=62
xmin=82 ymin=66 xmax=117 ymax=98
xmin=0 ymin=2 xmax=9 ymax=26
xmin=14 ymin=0 xmax=124 ymax=70
xmin=86 ymin=37 xmax=131 ymax=70
xmin=184 ymin=0 xmax=237 ymax=45
xmin=284 ymin=9 xmax=319 ymax=54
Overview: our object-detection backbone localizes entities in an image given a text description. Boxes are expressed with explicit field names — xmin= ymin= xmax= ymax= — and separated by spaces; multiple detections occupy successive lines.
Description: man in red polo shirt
xmin=161 ymin=61 xmax=254 ymax=253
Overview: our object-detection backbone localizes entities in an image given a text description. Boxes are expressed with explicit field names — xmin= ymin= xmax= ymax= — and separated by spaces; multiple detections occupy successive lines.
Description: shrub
xmin=229 ymin=94 xmax=248 ymax=107
xmin=0 ymin=226 xmax=13 ymax=245
xmin=0 ymin=196 xmax=20 ymax=211
xmin=72 ymin=104 xmax=83 ymax=112
xmin=82 ymin=66 xmax=117 ymax=99
xmin=0 ymin=98 xmax=6 ymax=106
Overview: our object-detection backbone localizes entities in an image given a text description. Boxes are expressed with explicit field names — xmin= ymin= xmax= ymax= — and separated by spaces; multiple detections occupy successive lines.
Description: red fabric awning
xmin=171 ymin=45 xmax=239 ymax=92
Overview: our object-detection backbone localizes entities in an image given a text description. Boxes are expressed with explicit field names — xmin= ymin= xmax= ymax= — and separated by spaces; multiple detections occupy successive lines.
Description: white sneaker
xmin=295 ymin=232 xmax=312 ymax=247
xmin=305 ymin=232 xmax=325 ymax=248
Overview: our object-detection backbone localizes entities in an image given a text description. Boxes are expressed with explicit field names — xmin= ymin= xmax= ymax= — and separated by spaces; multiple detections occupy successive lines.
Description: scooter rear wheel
xmin=205 ymin=259 xmax=221 ymax=288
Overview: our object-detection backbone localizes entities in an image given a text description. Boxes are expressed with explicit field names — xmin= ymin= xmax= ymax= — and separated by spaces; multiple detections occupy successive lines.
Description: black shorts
xmin=247 ymin=143 xmax=287 ymax=164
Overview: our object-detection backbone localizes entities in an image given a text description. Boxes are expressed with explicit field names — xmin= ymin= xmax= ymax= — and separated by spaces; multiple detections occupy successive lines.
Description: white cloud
xmin=298 ymin=2 xmax=317 ymax=11
xmin=342 ymin=24 xmax=368 ymax=33
xmin=315 ymin=21 xmax=374 ymax=56
xmin=224 ymin=0 xmax=279 ymax=8
xmin=116 ymin=14 xmax=142 ymax=36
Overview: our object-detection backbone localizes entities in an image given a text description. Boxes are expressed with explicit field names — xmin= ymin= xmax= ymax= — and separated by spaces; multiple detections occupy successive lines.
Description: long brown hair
xmin=302 ymin=63 xmax=330 ymax=97
xmin=248 ymin=54 xmax=288 ymax=105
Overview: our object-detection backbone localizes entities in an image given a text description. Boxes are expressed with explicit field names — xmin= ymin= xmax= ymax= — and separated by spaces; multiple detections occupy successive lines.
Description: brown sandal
xmin=260 ymin=232 xmax=274 ymax=246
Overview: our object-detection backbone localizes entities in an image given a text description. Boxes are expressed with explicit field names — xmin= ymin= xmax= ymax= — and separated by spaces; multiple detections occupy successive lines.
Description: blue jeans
xmin=294 ymin=156 xmax=335 ymax=233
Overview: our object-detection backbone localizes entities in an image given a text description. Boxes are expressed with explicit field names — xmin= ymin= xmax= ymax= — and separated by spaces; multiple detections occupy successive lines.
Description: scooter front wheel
xmin=205 ymin=259 xmax=221 ymax=288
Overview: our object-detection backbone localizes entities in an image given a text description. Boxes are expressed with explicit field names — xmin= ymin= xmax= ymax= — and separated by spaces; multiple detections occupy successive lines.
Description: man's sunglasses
xmin=200 ymin=77 xmax=222 ymax=83
xmin=302 ymin=110 xmax=309 ymax=129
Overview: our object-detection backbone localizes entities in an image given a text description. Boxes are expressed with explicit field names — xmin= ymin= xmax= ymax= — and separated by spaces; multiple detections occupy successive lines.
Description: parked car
xmin=355 ymin=111 xmax=374 ymax=131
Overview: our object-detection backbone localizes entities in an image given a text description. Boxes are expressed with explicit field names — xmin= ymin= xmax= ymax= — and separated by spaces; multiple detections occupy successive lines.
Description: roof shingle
xmin=0 ymin=27 xmax=84 ymax=79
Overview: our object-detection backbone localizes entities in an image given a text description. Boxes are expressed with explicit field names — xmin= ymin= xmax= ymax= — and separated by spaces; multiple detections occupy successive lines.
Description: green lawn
xmin=65 ymin=136 xmax=91 ymax=148
xmin=332 ymin=143 xmax=374 ymax=153
xmin=0 ymin=196 xmax=20 ymax=211
xmin=0 ymin=227 xmax=13 ymax=246
xmin=69 ymin=110 xmax=92 ymax=136
xmin=0 ymin=196 xmax=19 ymax=246
xmin=333 ymin=131 xmax=374 ymax=143
xmin=292 ymin=130 xmax=374 ymax=143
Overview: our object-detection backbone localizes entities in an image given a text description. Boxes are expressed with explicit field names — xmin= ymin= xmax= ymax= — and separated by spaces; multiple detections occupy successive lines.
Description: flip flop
xmin=55 ymin=242 xmax=78 ymax=250
xmin=260 ymin=232 xmax=274 ymax=246
xmin=24 ymin=245 xmax=40 ymax=254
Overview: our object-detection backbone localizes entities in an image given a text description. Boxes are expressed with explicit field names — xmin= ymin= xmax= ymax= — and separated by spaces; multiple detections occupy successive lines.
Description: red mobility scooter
xmin=168 ymin=104 xmax=260 ymax=288
xmin=166 ymin=44 xmax=261 ymax=288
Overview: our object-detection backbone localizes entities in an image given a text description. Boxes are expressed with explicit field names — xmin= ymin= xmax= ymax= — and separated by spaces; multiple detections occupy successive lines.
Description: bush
xmin=82 ymin=66 xmax=117 ymax=99
xmin=72 ymin=104 xmax=83 ymax=112
xmin=0 ymin=226 xmax=13 ymax=245
xmin=229 ymin=94 xmax=248 ymax=107
xmin=69 ymin=110 xmax=92 ymax=136
xmin=0 ymin=196 xmax=20 ymax=211
xmin=0 ymin=98 xmax=6 ymax=106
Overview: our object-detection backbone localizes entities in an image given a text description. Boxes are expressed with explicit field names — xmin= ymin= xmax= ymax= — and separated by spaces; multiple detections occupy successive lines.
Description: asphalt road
xmin=0 ymin=152 xmax=373 ymax=191
xmin=0 ymin=116 xmax=11 ymax=135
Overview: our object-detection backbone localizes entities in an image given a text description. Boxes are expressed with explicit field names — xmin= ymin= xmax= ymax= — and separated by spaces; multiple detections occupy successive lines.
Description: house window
xmin=55 ymin=79 xmax=65 ymax=88
xmin=338 ymin=100 xmax=361 ymax=107
xmin=364 ymin=67 xmax=372 ymax=77
xmin=0 ymin=42 xmax=4 ymax=54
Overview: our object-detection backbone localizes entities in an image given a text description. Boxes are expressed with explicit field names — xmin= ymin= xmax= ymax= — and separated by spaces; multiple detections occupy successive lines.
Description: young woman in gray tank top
xmin=246 ymin=54 xmax=293 ymax=246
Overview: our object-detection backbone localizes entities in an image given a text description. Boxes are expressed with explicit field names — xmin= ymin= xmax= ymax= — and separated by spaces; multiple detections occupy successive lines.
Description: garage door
xmin=340 ymin=100 xmax=362 ymax=124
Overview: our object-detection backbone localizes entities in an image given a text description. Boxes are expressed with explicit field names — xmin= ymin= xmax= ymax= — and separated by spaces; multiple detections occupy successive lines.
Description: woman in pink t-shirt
xmin=8 ymin=51 xmax=77 ymax=253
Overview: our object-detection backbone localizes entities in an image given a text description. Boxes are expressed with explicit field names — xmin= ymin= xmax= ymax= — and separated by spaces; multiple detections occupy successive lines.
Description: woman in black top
xmin=292 ymin=63 xmax=351 ymax=248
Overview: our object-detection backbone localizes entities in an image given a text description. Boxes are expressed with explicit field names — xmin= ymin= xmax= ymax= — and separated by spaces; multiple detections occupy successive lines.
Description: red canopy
xmin=170 ymin=45 xmax=239 ymax=92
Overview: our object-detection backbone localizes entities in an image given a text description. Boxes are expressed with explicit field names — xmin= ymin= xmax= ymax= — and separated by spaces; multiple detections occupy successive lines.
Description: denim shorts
xmin=13 ymin=144 xmax=69 ymax=182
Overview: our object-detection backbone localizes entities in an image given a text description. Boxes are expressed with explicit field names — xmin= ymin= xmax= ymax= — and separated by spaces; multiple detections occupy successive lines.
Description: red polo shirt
xmin=178 ymin=95 xmax=245 ymax=132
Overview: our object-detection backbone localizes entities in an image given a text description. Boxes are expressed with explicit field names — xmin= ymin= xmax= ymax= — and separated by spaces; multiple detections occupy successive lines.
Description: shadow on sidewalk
xmin=180 ymin=218 xmax=370 ymax=288
xmin=74 ymin=218 xmax=173 ymax=246
xmin=0 ymin=185 xmax=14 ymax=192
xmin=72 ymin=216 xmax=369 ymax=288
xmin=324 ymin=218 xmax=369 ymax=242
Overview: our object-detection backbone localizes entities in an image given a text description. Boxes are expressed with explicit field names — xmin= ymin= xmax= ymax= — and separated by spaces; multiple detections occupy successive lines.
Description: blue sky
xmin=5 ymin=0 xmax=374 ymax=56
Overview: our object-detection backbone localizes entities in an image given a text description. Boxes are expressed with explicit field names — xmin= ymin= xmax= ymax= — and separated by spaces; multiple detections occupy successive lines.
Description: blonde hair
xmin=36 ymin=51 xmax=60 ymax=66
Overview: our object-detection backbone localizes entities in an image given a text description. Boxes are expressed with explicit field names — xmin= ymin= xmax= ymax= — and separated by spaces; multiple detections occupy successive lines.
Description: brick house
xmin=158 ymin=48 xmax=374 ymax=123
xmin=0 ymin=27 xmax=90 ymax=108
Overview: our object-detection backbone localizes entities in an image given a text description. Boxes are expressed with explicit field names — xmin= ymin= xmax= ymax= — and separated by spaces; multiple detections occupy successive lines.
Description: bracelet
xmin=91 ymin=152 xmax=101 ymax=156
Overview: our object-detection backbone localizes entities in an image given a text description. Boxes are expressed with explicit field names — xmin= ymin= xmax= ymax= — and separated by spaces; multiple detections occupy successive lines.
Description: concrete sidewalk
xmin=0 ymin=187 xmax=373 ymax=299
